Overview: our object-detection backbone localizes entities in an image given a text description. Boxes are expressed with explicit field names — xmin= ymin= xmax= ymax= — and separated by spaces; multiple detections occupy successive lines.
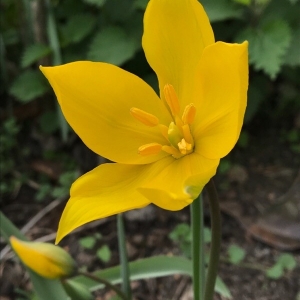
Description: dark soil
xmin=1 ymin=114 xmax=300 ymax=300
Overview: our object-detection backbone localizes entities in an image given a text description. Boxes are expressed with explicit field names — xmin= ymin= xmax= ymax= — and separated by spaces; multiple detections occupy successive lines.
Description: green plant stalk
xmin=190 ymin=194 xmax=205 ymax=300
xmin=22 ymin=0 xmax=35 ymax=44
xmin=76 ymin=271 xmax=128 ymax=300
xmin=117 ymin=213 xmax=132 ymax=300
xmin=204 ymin=179 xmax=222 ymax=300
xmin=44 ymin=0 xmax=68 ymax=142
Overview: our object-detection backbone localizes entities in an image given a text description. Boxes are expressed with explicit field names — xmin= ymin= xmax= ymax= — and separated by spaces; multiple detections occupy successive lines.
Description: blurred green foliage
xmin=1 ymin=0 xmax=299 ymax=200
xmin=1 ymin=0 xmax=300 ymax=112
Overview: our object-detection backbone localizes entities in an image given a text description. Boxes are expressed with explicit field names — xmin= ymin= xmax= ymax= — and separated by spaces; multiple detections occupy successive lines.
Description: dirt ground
xmin=1 ymin=115 xmax=300 ymax=300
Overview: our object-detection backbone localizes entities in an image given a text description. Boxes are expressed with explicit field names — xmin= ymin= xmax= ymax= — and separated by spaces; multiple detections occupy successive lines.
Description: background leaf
xmin=82 ymin=0 xmax=106 ymax=7
xmin=201 ymin=0 xmax=243 ymax=22
xmin=87 ymin=26 xmax=137 ymax=65
xmin=21 ymin=44 xmax=52 ymax=68
xmin=227 ymin=245 xmax=246 ymax=265
xmin=62 ymin=13 xmax=97 ymax=45
xmin=283 ymin=26 xmax=300 ymax=67
xmin=237 ymin=19 xmax=292 ymax=78
xmin=72 ymin=256 xmax=232 ymax=299
xmin=9 ymin=70 xmax=50 ymax=102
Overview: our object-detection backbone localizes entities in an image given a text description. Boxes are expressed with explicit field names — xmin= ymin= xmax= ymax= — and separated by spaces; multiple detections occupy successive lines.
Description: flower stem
xmin=76 ymin=271 xmax=128 ymax=300
xmin=204 ymin=179 xmax=222 ymax=300
xmin=117 ymin=213 xmax=132 ymax=300
xmin=190 ymin=194 xmax=205 ymax=300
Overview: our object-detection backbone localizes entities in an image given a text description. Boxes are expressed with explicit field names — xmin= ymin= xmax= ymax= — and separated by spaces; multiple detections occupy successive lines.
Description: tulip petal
xmin=138 ymin=153 xmax=219 ymax=210
xmin=56 ymin=153 xmax=218 ymax=243
xmin=40 ymin=62 xmax=171 ymax=164
xmin=56 ymin=163 xmax=152 ymax=243
xmin=142 ymin=0 xmax=214 ymax=109
xmin=193 ymin=41 xmax=248 ymax=159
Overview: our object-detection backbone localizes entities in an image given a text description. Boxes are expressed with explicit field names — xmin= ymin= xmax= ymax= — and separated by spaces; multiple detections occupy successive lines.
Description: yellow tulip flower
xmin=40 ymin=0 xmax=248 ymax=243
xmin=10 ymin=236 xmax=76 ymax=279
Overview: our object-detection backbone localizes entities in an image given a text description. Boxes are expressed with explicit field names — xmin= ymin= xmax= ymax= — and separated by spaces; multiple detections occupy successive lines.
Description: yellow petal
xmin=143 ymin=0 xmax=214 ymax=109
xmin=193 ymin=41 xmax=248 ymax=159
xmin=56 ymin=163 xmax=151 ymax=243
xmin=138 ymin=153 xmax=219 ymax=210
xmin=40 ymin=62 xmax=171 ymax=165
xmin=10 ymin=237 xmax=76 ymax=279
xmin=56 ymin=153 xmax=218 ymax=242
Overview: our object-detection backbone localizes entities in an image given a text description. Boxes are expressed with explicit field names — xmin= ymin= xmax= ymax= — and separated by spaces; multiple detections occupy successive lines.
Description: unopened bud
xmin=10 ymin=236 xmax=76 ymax=279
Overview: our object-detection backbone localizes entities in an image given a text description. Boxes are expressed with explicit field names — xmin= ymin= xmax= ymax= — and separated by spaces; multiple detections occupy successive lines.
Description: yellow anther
xmin=162 ymin=145 xmax=182 ymax=158
xmin=130 ymin=107 xmax=159 ymax=127
xmin=138 ymin=143 xmax=162 ymax=155
xmin=168 ymin=122 xmax=182 ymax=148
xmin=178 ymin=139 xmax=192 ymax=155
xmin=163 ymin=84 xmax=180 ymax=116
xmin=182 ymin=103 xmax=196 ymax=124
xmin=182 ymin=124 xmax=193 ymax=144
xmin=175 ymin=115 xmax=184 ymax=128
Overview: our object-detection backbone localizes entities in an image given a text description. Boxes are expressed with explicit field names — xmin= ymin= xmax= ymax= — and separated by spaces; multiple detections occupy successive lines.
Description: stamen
xmin=162 ymin=145 xmax=182 ymax=158
xmin=182 ymin=103 xmax=196 ymax=124
xmin=182 ymin=124 xmax=193 ymax=144
xmin=163 ymin=84 xmax=180 ymax=116
xmin=138 ymin=143 xmax=162 ymax=155
xmin=178 ymin=138 xmax=192 ymax=155
xmin=130 ymin=107 xmax=159 ymax=127
xmin=175 ymin=115 xmax=184 ymax=128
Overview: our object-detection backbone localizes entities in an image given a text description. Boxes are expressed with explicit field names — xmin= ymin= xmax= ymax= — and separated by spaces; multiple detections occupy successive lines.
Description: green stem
xmin=77 ymin=271 xmax=128 ymax=300
xmin=22 ymin=0 xmax=35 ymax=44
xmin=190 ymin=194 xmax=205 ymax=300
xmin=44 ymin=0 xmax=68 ymax=142
xmin=204 ymin=179 xmax=222 ymax=300
xmin=117 ymin=213 xmax=132 ymax=300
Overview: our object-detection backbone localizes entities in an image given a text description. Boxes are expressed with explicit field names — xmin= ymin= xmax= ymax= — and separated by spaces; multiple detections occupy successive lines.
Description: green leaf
xmin=71 ymin=256 xmax=232 ymax=298
xmin=231 ymin=0 xmax=251 ymax=5
xmin=204 ymin=227 xmax=212 ymax=243
xmin=9 ymin=70 xmax=50 ymax=103
xmin=82 ymin=0 xmax=106 ymax=7
xmin=87 ymin=26 xmax=137 ymax=65
xmin=21 ymin=44 xmax=52 ymax=68
xmin=237 ymin=19 xmax=292 ymax=78
xmin=79 ymin=236 xmax=96 ymax=249
xmin=62 ymin=14 xmax=97 ymax=44
xmin=218 ymin=159 xmax=232 ymax=174
xmin=97 ymin=245 xmax=111 ymax=263
xmin=244 ymin=75 xmax=269 ymax=123
xmin=0 ymin=212 xmax=69 ymax=300
xmin=201 ymin=0 xmax=243 ymax=22
xmin=103 ymin=0 xmax=134 ymax=22
xmin=39 ymin=111 xmax=59 ymax=134
xmin=266 ymin=263 xmax=283 ymax=279
xmin=284 ymin=26 xmax=300 ymax=67
xmin=227 ymin=245 xmax=246 ymax=265
xmin=134 ymin=0 xmax=149 ymax=9
xmin=277 ymin=253 xmax=297 ymax=271
xmin=63 ymin=280 xmax=93 ymax=300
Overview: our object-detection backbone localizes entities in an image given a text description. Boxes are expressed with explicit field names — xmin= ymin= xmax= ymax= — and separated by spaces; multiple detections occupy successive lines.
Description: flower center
xmin=130 ymin=84 xmax=196 ymax=159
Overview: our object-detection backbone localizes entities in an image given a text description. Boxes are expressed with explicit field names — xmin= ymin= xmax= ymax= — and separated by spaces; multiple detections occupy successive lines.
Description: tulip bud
xmin=10 ymin=236 xmax=76 ymax=279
